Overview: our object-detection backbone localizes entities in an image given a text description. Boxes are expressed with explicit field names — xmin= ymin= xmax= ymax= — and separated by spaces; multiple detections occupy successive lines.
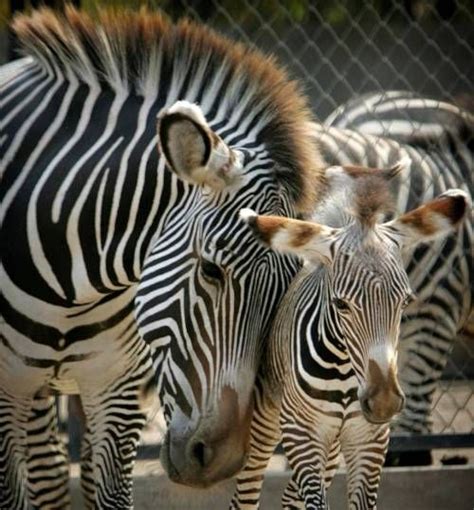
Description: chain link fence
xmin=2 ymin=0 xmax=473 ymax=465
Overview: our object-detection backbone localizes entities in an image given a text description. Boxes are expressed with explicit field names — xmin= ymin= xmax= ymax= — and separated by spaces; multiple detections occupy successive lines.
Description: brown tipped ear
xmin=239 ymin=209 xmax=288 ymax=245
xmin=239 ymin=209 xmax=338 ymax=264
xmin=157 ymin=101 xmax=242 ymax=190
xmin=384 ymin=189 xmax=471 ymax=247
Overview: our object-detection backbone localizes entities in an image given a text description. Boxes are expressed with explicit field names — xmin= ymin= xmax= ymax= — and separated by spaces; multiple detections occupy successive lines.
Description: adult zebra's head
xmin=135 ymin=98 xmax=322 ymax=487
xmin=241 ymin=163 xmax=470 ymax=425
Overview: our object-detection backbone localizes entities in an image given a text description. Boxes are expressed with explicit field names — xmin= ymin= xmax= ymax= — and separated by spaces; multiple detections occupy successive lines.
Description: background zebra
xmin=1 ymin=7 xmax=324 ymax=509
xmin=321 ymin=92 xmax=473 ymax=463
xmin=230 ymin=166 xmax=469 ymax=510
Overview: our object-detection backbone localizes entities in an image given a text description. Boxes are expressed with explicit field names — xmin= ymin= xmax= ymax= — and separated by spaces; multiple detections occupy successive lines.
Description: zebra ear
xmin=157 ymin=101 xmax=242 ymax=190
xmin=385 ymin=189 xmax=471 ymax=248
xmin=240 ymin=209 xmax=338 ymax=264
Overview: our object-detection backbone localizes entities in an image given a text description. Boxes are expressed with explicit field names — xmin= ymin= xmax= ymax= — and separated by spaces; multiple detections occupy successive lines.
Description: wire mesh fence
xmin=3 ymin=0 xmax=473 ymax=465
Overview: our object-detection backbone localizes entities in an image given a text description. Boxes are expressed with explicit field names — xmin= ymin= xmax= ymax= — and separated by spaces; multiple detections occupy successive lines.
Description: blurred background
xmin=2 ymin=0 xmax=473 ymax=118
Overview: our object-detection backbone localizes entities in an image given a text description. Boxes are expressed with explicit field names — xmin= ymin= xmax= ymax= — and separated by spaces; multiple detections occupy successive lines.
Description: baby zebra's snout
xmin=360 ymin=359 xmax=405 ymax=424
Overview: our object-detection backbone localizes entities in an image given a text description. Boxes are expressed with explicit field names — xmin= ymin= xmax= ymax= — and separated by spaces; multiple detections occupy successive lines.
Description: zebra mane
xmin=13 ymin=6 xmax=324 ymax=213
xmin=314 ymin=172 xmax=394 ymax=230
xmin=352 ymin=175 xmax=394 ymax=228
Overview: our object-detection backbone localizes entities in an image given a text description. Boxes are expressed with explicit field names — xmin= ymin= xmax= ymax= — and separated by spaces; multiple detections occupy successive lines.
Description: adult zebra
xmin=321 ymin=92 xmax=473 ymax=463
xmin=0 ymin=7 xmax=323 ymax=509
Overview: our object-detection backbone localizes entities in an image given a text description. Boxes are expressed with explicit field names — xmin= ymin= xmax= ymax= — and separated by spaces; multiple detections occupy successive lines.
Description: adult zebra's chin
xmin=161 ymin=385 xmax=253 ymax=487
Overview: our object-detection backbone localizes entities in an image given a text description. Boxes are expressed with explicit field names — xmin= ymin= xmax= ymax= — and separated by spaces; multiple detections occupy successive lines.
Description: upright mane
xmin=13 ymin=6 xmax=324 ymax=212
xmin=313 ymin=169 xmax=395 ymax=230
xmin=352 ymin=175 xmax=394 ymax=228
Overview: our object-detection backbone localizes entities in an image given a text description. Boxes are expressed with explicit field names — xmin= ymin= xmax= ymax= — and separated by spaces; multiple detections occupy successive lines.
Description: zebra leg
xmin=398 ymin=330 xmax=456 ymax=432
xmin=281 ymin=441 xmax=340 ymax=510
xmin=281 ymin=475 xmax=304 ymax=510
xmin=324 ymin=439 xmax=341 ymax=488
xmin=79 ymin=392 xmax=148 ymax=509
xmin=229 ymin=378 xmax=281 ymax=510
xmin=280 ymin=414 xmax=335 ymax=510
xmin=80 ymin=421 xmax=95 ymax=509
xmin=389 ymin=308 xmax=460 ymax=465
xmin=78 ymin=359 xmax=152 ymax=510
xmin=0 ymin=391 xmax=30 ymax=510
xmin=79 ymin=393 xmax=148 ymax=509
xmin=342 ymin=422 xmax=389 ymax=510
xmin=26 ymin=394 xmax=70 ymax=509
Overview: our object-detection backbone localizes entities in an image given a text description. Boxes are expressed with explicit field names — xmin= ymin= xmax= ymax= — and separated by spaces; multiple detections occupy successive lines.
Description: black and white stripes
xmin=1 ymin=7 xmax=323 ymax=508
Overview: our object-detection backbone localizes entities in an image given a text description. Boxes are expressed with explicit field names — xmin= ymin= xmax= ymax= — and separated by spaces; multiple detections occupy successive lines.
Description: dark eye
xmin=333 ymin=298 xmax=350 ymax=312
xmin=201 ymin=260 xmax=224 ymax=281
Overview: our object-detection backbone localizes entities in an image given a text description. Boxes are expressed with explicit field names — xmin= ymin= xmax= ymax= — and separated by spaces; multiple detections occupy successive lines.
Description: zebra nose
xmin=162 ymin=385 xmax=253 ymax=487
xmin=360 ymin=359 xmax=405 ymax=423
xmin=360 ymin=391 xmax=404 ymax=424
xmin=164 ymin=424 xmax=247 ymax=487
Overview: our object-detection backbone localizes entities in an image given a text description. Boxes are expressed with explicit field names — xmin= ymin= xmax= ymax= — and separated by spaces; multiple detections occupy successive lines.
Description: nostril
xmin=193 ymin=441 xmax=205 ymax=467
xmin=398 ymin=393 xmax=406 ymax=412
xmin=361 ymin=397 xmax=372 ymax=415
xmin=192 ymin=440 xmax=213 ymax=469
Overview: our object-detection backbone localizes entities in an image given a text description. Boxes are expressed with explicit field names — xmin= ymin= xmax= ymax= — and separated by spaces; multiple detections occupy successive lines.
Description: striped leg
xmin=388 ymin=304 xmax=461 ymax=465
xmin=229 ymin=381 xmax=281 ymax=510
xmin=79 ymin=359 xmax=152 ymax=510
xmin=281 ymin=441 xmax=341 ymax=510
xmin=26 ymin=395 xmax=70 ymax=509
xmin=282 ymin=475 xmax=304 ymax=510
xmin=281 ymin=411 xmax=336 ymax=510
xmin=0 ymin=391 xmax=30 ymax=510
xmin=80 ymin=423 xmax=95 ymax=509
xmin=324 ymin=440 xmax=342 ymax=488
xmin=80 ymin=394 xmax=146 ymax=509
xmin=283 ymin=442 xmax=329 ymax=510
xmin=397 ymin=318 xmax=458 ymax=435
xmin=342 ymin=422 xmax=389 ymax=510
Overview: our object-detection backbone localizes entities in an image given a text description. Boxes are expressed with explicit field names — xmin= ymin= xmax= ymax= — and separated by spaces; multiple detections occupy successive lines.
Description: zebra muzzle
xmin=161 ymin=386 xmax=252 ymax=487
xmin=359 ymin=360 xmax=405 ymax=424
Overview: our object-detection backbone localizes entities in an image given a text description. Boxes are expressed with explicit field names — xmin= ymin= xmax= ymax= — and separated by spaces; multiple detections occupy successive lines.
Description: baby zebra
xmin=230 ymin=162 xmax=470 ymax=510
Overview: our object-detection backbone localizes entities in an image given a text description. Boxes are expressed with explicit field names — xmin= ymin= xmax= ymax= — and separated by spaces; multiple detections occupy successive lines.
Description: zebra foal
xmin=230 ymin=162 xmax=470 ymax=510
xmin=320 ymin=92 xmax=473 ymax=463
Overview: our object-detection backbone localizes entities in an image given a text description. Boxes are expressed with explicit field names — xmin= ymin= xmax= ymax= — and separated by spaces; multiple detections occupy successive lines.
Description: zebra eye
xmin=333 ymin=298 xmax=350 ymax=312
xmin=201 ymin=260 xmax=224 ymax=281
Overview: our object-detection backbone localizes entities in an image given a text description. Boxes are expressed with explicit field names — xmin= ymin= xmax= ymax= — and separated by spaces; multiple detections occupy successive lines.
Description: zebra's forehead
xmin=334 ymin=222 xmax=398 ymax=254
xmin=332 ymin=232 xmax=408 ymax=280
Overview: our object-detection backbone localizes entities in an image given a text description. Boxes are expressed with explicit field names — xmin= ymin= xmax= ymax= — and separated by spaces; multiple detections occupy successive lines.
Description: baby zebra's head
xmin=241 ymin=162 xmax=470 ymax=424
